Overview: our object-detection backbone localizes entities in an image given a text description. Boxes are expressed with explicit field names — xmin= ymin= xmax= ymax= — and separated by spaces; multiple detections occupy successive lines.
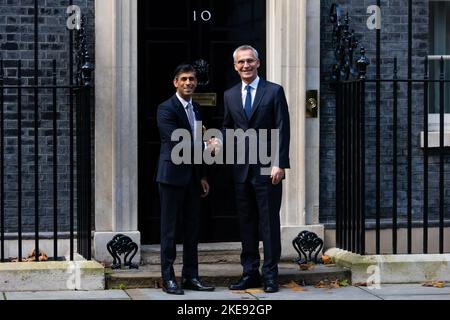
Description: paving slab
xmin=4 ymin=290 xmax=130 ymax=300
xmin=6 ymin=285 xmax=450 ymax=300
xmin=358 ymin=284 xmax=450 ymax=300
xmin=125 ymin=286 xmax=380 ymax=300
xmin=125 ymin=288 xmax=256 ymax=300
xmin=381 ymin=295 xmax=450 ymax=300
xmin=250 ymin=286 xmax=381 ymax=300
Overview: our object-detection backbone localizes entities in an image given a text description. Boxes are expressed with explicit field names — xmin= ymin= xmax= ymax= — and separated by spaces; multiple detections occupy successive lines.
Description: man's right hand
xmin=206 ymin=137 xmax=223 ymax=155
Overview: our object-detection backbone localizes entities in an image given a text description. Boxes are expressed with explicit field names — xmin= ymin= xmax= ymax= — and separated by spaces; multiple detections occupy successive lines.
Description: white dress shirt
xmin=241 ymin=76 xmax=260 ymax=110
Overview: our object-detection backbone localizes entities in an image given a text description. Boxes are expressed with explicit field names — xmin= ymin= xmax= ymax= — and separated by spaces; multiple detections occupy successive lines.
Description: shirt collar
xmin=242 ymin=76 xmax=260 ymax=91
xmin=176 ymin=93 xmax=192 ymax=109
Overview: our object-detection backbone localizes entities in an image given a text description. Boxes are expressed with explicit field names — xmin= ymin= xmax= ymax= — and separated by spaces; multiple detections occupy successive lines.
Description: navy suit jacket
xmin=223 ymin=79 xmax=290 ymax=183
xmin=156 ymin=94 xmax=203 ymax=186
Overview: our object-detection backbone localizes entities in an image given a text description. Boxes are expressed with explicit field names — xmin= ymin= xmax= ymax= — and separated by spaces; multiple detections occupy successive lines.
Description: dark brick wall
xmin=319 ymin=0 xmax=450 ymax=225
xmin=0 ymin=0 xmax=94 ymax=233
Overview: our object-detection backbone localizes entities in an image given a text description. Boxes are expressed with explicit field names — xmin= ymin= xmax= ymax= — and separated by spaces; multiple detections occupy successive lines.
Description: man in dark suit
xmin=156 ymin=64 xmax=215 ymax=295
xmin=224 ymin=45 xmax=290 ymax=293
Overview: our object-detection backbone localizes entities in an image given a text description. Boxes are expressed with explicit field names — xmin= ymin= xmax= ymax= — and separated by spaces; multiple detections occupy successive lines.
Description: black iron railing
xmin=335 ymin=53 xmax=368 ymax=255
xmin=333 ymin=3 xmax=450 ymax=255
xmin=0 ymin=2 xmax=93 ymax=262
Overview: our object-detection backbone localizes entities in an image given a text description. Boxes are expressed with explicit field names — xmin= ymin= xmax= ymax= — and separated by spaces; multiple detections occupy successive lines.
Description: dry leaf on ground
xmin=290 ymin=287 xmax=306 ymax=292
xmin=25 ymin=249 xmax=48 ymax=262
xmin=314 ymin=280 xmax=328 ymax=288
xmin=353 ymin=282 xmax=367 ymax=286
xmin=282 ymin=281 xmax=300 ymax=288
xmin=281 ymin=281 xmax=306 ymax=292
xmin=231 ymin=289 xmax=265 ymax=295
xmin=9 ymin=249 xmax=48 ymax=262
xmin=231 ymin=290 xmax=247 ymax=295
xmin=329 ymin=280 xmax=340 ymax=289
xmin=299 ymin=262 xmax=315 ymax=271
xmin=314 ymin=279 xmax=342 ymax=289
xmin=321 ymin=255 xmax=332 ymax=265
xmin=422 ymin=281 xmax=446 ymax=288
xmin=245 ymin=289 xmax=265 ymax=294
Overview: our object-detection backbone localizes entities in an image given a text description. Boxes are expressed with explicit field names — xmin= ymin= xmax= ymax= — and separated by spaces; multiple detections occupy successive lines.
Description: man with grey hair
xmin=232 ymin=45 xmax=259 ymax=62
xmin=223 ymin=45 xmax=291 ymax=293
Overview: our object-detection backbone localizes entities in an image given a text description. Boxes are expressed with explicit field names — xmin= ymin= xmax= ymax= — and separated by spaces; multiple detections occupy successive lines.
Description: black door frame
xmin=137 ymin=0 xmax=266 ymax=244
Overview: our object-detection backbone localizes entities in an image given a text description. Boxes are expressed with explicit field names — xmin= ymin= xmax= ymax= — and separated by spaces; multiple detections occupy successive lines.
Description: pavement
xmin=1 ymin=284 xmax=447 ymax=319
xmin=2 ymin=284 xmax=450 ymax=300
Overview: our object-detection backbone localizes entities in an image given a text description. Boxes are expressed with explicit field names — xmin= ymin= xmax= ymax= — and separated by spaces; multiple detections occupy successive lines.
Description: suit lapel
xmin=249 ymin=79 xmax=266 ymax=121
xmin=171 ymin=95 xmax=191 ymax=131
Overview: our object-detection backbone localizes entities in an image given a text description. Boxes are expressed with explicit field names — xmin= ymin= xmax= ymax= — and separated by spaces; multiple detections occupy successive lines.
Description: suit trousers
xmin=159 ymin=178 xmax=201 ymax=281
xmin=235 ymin=174 xmax=282 ymax=279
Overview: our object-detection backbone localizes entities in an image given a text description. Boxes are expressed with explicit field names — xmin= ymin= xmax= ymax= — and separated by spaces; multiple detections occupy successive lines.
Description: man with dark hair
xmin=156 ymin=63 xmax=215 ymax=295
xmin=224 ymin=45 xmax=291 ymax=293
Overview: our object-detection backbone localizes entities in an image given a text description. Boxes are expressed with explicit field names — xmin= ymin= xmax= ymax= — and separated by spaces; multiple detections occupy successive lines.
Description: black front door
xmin=138 ymin=0 xmax=266 ymax=244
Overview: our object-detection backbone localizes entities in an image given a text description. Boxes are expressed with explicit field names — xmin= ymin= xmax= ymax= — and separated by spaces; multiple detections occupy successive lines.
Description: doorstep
xmin=106 ymin=262 xmax=350 ymax=289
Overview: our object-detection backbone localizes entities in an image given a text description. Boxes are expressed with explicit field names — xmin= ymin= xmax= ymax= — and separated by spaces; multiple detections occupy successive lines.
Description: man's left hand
xmin=271 ymin=167 xmax=285 ymax=185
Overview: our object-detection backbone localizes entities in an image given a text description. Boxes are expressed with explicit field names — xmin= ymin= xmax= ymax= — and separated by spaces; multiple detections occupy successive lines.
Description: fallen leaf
xmin=231 ymin=290 xmax=247 ymax=294
xmin=353 ymin=282 xmax=367 ymax=287
xmin=321 ymin=255 xmax=332 ymax=265
xmin=21 ymin=249 xmax=49 ymax=262
xmin=314 ymin=280 xmax=328 ymax=288
xmin=299 ymin=262 xmax=315 ymax=271
xmin=314 ymin=279 xmax=342 ymax=289
xmin=423 ymin=281 xmax=446 ymax=288
xmin=281 ymin=281 xmax=306 ymax=292
xmin=39 ymin=253 xmax=48 ymax=262
xmin=282 ymin=281 xmax=300 ymax=289
xmin=291 ymin=287 xmax=306 ymax=292
xmin=245 ymin=289 xmax=265 ymax=294
xmin=329 ymin=280 xmax=340 ymax=289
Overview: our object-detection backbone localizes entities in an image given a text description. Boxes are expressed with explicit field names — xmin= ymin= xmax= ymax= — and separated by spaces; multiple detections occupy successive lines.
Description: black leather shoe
xmin=162 ymin=279 xmax=184 ymax=295
xmin=229 ymin=274 xmax=262 ymax=290
xmin=182 ymin=278 xmax=215 ymax=291
xmin=263 ymin=278 xmax=279 ymax=293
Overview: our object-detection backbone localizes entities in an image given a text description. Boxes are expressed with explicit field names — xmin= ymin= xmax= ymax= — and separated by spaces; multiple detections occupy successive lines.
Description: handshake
xmin=206 ymin=137 xmax=222 ymax=155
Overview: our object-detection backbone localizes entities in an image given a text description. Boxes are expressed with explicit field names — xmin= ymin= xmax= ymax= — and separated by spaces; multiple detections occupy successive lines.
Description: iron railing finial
xmin=331 ymin=4 xmax=364 ymax=82
xmin=357 ymin=47 xmax=370 ymax=79
xmin=75 ymin=16 xmax=94 ymax=87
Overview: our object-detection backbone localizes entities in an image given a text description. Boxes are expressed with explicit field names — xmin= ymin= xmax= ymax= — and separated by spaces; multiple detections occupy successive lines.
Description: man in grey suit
xmin=224 ymin=45 xmax=291 ymax=293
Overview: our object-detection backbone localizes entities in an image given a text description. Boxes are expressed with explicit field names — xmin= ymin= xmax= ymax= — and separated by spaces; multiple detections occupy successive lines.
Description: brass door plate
xmin=192 ymin=93 xmax=217 ymax=107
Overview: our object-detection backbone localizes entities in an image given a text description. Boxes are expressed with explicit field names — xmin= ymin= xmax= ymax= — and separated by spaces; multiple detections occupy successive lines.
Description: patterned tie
xmin=186 ymin=102 xmax=195 ymax=133
xmin=244 ymin=85 xmax=252 ymax=120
